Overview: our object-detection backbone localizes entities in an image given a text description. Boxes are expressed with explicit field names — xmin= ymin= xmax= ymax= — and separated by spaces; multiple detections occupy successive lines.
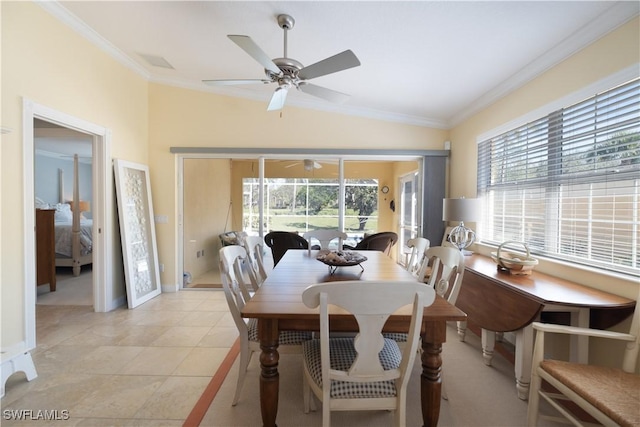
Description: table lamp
xmin=442 ymin=197 xmax=480 ymax=255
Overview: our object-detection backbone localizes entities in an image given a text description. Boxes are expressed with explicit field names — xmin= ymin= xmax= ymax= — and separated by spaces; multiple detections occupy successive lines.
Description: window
xmin=242 ymin=178 xmax=379 ymax=245
xmin=477 ymin=78 xmax=640 ymax=277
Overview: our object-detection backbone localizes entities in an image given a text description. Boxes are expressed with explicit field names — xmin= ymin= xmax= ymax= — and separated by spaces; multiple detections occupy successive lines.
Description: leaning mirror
xmin=114 ymin=159 xmax=161 ymax=308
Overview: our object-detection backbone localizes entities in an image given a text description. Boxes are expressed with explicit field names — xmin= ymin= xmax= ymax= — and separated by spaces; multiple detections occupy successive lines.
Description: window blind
xmin=477 ymin=78 xmax=640 ymax=277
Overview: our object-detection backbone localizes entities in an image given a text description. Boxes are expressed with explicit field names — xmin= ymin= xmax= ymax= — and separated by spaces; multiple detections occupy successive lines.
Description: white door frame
xmin=23 ymin=99 xmax=113 ymax=348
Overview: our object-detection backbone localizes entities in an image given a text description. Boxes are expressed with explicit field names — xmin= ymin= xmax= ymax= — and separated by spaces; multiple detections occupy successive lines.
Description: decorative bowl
xmin=316 ymin=250 xmax=367 ymax=273
xmin=491 ymin=241 xmax=538 ymax=275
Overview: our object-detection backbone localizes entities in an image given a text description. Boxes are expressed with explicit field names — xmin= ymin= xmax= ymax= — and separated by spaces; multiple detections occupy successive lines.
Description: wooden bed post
xmin=71 ymin=154 xmax=81 ymax=276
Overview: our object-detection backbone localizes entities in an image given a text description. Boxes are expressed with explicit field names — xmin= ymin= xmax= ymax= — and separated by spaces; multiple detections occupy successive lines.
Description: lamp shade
xmin=442 ymin=198 xmax=480 ymax=222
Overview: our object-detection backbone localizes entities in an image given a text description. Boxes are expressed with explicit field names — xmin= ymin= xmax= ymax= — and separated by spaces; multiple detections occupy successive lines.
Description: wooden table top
xmin=464 ymin=254 xmax=635 ymax=309
xmin=242 ymin=249 xmax=467 ymax=322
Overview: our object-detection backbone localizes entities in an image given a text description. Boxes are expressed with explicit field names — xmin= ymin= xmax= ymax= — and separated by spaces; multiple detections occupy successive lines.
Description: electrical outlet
xmin=201 ymin=249 xmax=205 ymax=257
xmin=159 ymin=263 xmax=164 ymax=273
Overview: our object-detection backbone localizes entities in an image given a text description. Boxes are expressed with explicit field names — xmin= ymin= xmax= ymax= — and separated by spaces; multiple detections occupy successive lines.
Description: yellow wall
xmin=1 ymin=2 xmax=148 ymax=348
xmin=183 ymin=159 xmax=231 ymax=280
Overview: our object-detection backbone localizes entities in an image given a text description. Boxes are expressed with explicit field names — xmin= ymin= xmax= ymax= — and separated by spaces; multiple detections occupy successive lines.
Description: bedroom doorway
xmin=34 ymin=119 xmax=94 ymax=306
xmin=23 ymin=99 xmax=113 ymax=353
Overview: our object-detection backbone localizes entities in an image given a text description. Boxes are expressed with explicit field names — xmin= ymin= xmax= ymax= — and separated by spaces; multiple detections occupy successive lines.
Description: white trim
xmin=23 ymin=99 xmax=114 ymax=316
xmin=476 ymin=64 xmax=640 ymax=143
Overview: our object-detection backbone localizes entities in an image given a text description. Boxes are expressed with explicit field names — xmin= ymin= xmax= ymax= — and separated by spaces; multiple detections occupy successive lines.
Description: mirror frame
xmin=114 ymin=159 xmax=161 ymax=308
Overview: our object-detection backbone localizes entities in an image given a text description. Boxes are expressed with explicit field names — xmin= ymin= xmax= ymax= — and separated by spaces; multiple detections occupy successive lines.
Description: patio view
xmin=243 ymin=178 xmax=380 ymax=248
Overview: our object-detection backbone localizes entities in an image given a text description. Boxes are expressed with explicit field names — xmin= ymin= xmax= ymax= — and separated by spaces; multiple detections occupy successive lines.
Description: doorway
xmin=23 ymin=99 xmax=113 ymax=351
xmin=34 ymin=119 xmax=94 ymax=305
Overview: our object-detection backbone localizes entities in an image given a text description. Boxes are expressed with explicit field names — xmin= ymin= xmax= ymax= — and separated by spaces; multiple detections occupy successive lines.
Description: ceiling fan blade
xmin=202 ymin=79 xmax=271 ymax=86
xmin=228 ymin=35 xmax=281 ymax=76
xmin=313 ymin=161 xmax=323 ymax=169
xmin=267 ymin=87 xmax=288 ymax=111
xmin=298 ymin=83 xmax=350 ymax=104
xmin=284 ymin=162 xmax=299 ymax=168
xmin=298 ymin=50 xmax=361 ymax=80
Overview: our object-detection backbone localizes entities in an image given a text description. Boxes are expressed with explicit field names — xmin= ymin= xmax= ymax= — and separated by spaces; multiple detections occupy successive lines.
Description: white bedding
xmin=55 ymin=219 xmax=93 ymax=257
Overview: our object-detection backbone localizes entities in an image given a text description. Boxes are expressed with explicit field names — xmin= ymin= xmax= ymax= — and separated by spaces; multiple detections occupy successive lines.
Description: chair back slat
xmin=303 ymin=230 xmax=348 ymax=250
xmin=303 ymin=280 xmax=435 ymax=382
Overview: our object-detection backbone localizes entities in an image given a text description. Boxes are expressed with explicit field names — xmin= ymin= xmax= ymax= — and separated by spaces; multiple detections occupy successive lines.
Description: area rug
xmin=192 ymin=326 xmax=544 ymax=427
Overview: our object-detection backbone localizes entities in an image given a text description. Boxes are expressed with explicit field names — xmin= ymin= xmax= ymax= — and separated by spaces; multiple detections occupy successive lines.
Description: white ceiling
xmin=41 ymin=1 xmax=638 ymax=129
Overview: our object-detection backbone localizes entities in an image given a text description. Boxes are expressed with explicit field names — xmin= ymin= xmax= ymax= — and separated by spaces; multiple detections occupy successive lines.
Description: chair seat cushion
xmin=302 ymin=337 xmax=402 ymax=399
xmin=382 ymin=333 xmax=408 ymax=342
xmin=541 ymin=359 xmax=640 ymax=427
xmin=247 ymin=318 xmax=313 ymax=344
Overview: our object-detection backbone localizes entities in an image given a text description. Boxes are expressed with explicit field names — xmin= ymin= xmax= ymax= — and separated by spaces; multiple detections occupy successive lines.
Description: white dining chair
xmin=301 ymin=280 xmax=436 ymax=426
xmin=243 ymin=235 xmax=268 ymax=289
xmin=405 ymin=237 xmax=430 ymax=278
xmin=219 ymin=246 xmax=312 ymax=406
xmin=303 ymin=229 xmax=348 ymax=250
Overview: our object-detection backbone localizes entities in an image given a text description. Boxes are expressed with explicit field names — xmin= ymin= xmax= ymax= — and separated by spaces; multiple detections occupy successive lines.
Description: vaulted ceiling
xmin=41 ymin=1 xmax=639 ymax=128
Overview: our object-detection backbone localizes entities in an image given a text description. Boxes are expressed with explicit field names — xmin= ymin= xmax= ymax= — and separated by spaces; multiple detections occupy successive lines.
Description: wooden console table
xmin=456 ymin=254 xmax=635 ymax=400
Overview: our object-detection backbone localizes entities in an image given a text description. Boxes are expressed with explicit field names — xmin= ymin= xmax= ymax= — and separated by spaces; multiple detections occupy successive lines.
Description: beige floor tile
xmin=133 ymin=376 xmax=211 ymax=420
xmin=115 ymin=325 xmax=172 ymax=346
xmin=193 ymin=298 xmax=230 ymax=312
xmin=214 ymin=312 xmax=237 ymax=329
xmin=122 ymin=310 xmax=189 ymax=327
xmin=198 ymin=326 xmax=239 ymax=348
xmin=70 ymin=375 xmax=166 ymax=419
xmin=1 ymin=373 xmax=109 ymax=416
xmin=68 ymin=346 xmax=146 ymax=374
xmin=173 ymin=347 xmax=230 ymax=376
xmin=150 ymin=326 xmax=212 ymax=347
xmin=176 ymin=310 xmax=226 ymax=327
xmin=120 ymin=347 xmax=192 ymax=375
xmin=31 ymin=345 xmax=100 ymax=374
xmin=56 ymin=324 xmax=132 ymax=346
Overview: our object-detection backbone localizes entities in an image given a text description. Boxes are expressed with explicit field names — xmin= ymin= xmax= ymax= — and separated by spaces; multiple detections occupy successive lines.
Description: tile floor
xmin=1 ymin=289 xmax=237 ymax=426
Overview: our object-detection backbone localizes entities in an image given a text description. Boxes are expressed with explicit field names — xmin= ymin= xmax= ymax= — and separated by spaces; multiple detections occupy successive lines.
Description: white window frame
xmin=476 ymin=74 xmax=639 ymax=279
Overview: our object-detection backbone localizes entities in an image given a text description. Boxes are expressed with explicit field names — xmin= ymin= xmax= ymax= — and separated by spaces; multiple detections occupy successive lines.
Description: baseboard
xmin=162 ymin=282 xmax=179 ymax=293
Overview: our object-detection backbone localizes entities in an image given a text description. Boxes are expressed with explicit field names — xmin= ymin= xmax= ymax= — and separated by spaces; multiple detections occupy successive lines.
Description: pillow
xmin=35 ymin=197 xmax=50 ymax=209
xmin=54 ymin=203 xmax=73 ymax=222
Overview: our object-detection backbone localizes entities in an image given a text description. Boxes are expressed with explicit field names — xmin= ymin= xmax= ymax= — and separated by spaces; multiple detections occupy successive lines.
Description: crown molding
xmin=449 ymin=1 xmax=640 ymax=128
xmin=37 ymin=1 xmax=151 ymax=80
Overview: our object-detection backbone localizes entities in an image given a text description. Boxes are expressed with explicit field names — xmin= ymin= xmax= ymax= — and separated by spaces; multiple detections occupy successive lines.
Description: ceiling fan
xmin=285 ymin=159 xmax=323 ymax=171
xmin=203 ymin=14 xmax=361 ymax=111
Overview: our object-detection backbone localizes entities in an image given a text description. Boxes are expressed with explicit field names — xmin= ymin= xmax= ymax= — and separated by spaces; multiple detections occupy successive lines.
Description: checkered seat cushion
xmin=247 ymin=318 xmax=313 ymax=344
xmin=302 ymin=337 xmax=403 ymax=399
xmin=382 ymin=333 xmax=408 ymax=342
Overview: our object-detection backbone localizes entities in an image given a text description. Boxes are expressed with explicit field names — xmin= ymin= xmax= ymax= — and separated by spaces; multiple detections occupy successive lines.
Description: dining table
xmin=241 ymin=249 xmax=467 ymax=427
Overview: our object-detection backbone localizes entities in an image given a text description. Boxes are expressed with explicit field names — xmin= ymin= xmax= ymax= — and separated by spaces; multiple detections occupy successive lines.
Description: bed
xmin=36 ymin=153 xmax=93 ymax=277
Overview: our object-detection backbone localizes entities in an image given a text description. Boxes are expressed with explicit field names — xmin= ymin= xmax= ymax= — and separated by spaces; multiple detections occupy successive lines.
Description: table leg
xmin=421 ymin=321 xmax=446 ymax=427
xmin=481 ymin=328 xmax=496 ymax=366
xmin=258 ymin=319 xmax=280 ymax=427
xmin=571 ymin=308 xmax=589 ymax=364
xmin=514 ymin=324 xmax=533 ymax=400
